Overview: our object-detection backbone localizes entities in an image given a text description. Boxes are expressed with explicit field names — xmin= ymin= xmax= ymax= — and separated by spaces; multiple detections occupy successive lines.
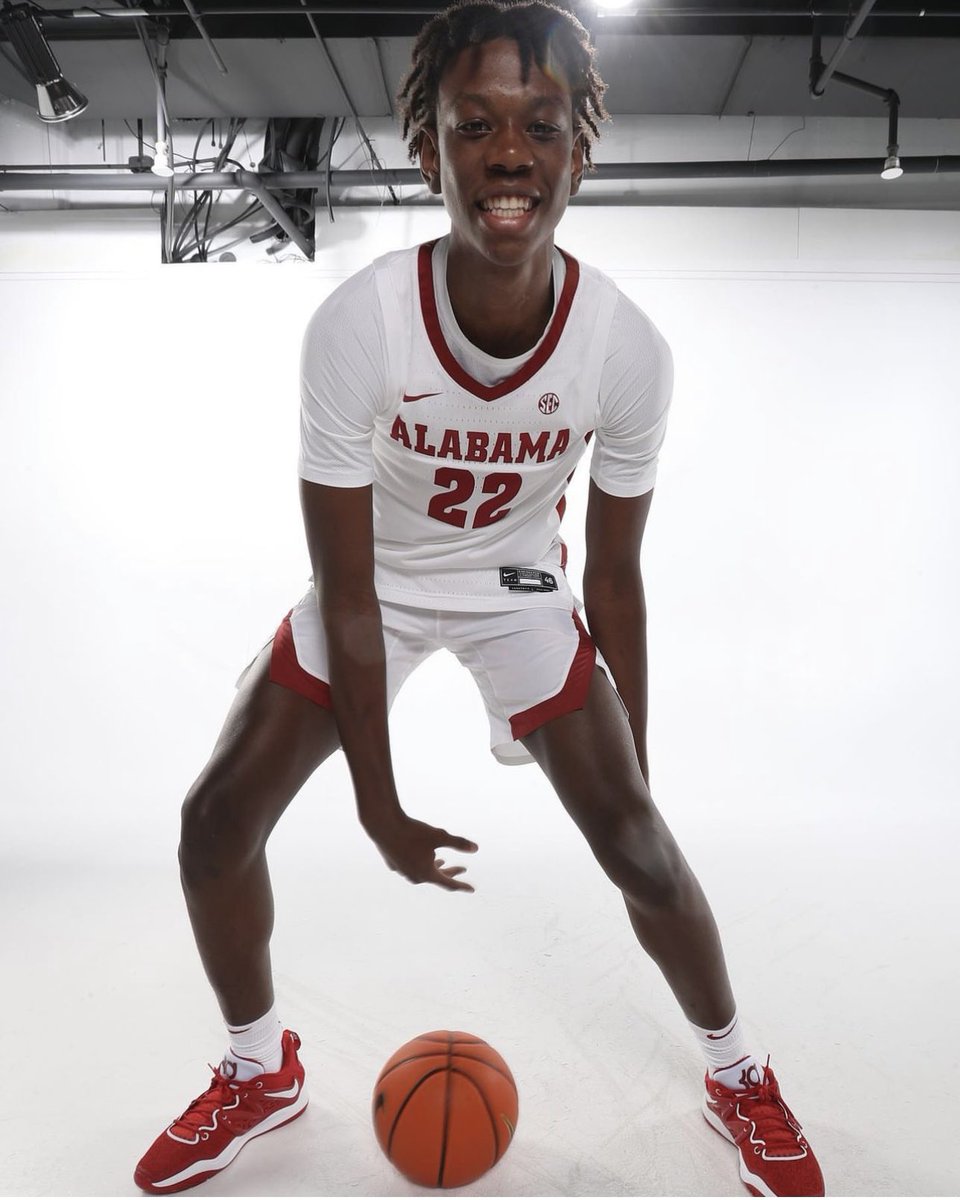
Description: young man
xmin=135 ymin=2 xmax=823 ymax=1196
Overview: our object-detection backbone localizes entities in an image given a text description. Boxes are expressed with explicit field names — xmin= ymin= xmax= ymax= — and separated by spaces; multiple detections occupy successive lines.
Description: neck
xmin=444 ymin=237 xmax=555 ymax=359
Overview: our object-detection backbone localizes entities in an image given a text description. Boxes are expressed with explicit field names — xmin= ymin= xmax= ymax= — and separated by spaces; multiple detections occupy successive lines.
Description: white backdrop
xmin=1 ymin=206 xmax=958 ymax=1195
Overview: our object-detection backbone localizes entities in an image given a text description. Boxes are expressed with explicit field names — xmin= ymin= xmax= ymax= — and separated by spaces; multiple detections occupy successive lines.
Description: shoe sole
xmin=701 ymin=1097 xmax=772 ymax=1198
xmin=135 ymin=1088 xmax=309 ymax=1195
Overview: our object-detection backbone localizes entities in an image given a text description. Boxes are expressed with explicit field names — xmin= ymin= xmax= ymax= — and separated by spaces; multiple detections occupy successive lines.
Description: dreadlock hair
xmin=397 ymin=1 xmax=608 ymax=169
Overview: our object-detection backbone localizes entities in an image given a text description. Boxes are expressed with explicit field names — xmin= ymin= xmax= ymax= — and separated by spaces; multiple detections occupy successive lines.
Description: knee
xmin=179 ymin=775 xmax=265 ymax=886
xmin=590 ymin=806 xmax=687 ymax=910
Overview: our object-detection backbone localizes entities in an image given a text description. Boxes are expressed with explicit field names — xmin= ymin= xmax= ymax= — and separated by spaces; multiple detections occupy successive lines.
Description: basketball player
xmin=135 ymin=2 xmax=823 ymax=1195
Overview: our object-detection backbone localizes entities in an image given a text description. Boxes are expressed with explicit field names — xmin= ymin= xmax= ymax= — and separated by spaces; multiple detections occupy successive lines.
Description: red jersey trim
xmin=416 ymin=240 xmax=581 ymax=402
xmin=509 ymin=610 xmax=595 ymax=741
xmin=269 ymin=610 xmax=333 ymax=709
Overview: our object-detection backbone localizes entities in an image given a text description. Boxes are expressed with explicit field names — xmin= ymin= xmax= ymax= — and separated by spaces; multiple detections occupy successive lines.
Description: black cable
xmin=123 ymin=119 xmax=223 ymax=168
xmin=192 ymin=120 xmax=218 ymax=261
xmin=176 ymin=120 xmax=249 ymax=260
xmin=324 ymin=117 xmax=344 ymax=225
xmin=200 ymin=198 xmax=262 ymax=245
xmin=174 ymin=117 xmax=227 ymax=259
xmin=176 ymin=118 xmax=213 ymax=260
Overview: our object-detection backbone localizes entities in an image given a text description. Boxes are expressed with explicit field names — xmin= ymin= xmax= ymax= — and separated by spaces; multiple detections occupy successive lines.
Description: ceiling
xmin=3 ymin=0 xmax=960 ymax=119
xmin=2 ymin=1 xmax=960 ymax=211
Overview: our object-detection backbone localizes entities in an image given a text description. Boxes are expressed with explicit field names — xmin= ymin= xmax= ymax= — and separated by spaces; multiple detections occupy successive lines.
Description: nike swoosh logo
xmin=264 ymin=1078 xmax=301 ymax=1100
xmin=402 ymin=391 xmax=441 ymax=403
xmin=707 ymin=1017 xmax=738 ymax=1040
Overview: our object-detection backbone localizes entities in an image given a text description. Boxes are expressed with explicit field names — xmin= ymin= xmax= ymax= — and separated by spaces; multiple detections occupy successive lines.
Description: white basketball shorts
xmin=245 ymin=590 xmax=605 ymax=765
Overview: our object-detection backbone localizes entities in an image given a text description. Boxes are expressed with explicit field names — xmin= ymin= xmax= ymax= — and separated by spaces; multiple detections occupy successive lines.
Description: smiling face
xmin=418 ymin=37 xmax=584 ymax=269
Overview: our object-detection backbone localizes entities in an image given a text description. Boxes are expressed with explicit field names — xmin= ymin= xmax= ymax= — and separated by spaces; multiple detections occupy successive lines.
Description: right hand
xmin=364 ymin=810 xmax=478 ymax=893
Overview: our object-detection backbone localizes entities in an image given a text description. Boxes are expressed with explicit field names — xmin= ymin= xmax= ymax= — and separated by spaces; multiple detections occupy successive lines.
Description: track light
xmin=0 ymin=1 xmax=87 ymax=122
xmin=881 ymin=96 xmax=903 ymax=180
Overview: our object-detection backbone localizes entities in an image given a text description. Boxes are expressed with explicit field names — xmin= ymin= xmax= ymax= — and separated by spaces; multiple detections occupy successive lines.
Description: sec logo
xmin=538 ymin=392 xmax=560 ymax=414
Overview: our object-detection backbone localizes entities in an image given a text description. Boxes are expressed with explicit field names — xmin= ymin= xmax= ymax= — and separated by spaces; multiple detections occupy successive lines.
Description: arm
xmin=300 ymin=478 xmax=477 ymax=890
xmin=300 ymin=478 xmax=400 ymax=826
xmin=582 ymin=481 xmax=655 ymax=786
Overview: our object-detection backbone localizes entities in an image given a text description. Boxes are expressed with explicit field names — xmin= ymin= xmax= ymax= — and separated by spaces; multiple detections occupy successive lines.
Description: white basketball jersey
xmin=368 ymin=240 xmax=619 ymax=611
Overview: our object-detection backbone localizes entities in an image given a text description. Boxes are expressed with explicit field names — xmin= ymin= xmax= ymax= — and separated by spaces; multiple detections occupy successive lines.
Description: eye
xmin=530 ymin=121 xmax=560 ymax=138
xmin=457 ymin=119 xmax=489 ymax=134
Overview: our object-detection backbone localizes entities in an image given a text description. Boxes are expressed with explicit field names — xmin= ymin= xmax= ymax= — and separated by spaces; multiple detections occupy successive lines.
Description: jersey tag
xmin=499 ymin=567 xmax=558 ymax=593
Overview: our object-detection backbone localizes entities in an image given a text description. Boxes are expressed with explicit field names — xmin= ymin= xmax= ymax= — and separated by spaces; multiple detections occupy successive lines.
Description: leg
xmin=178 ymin=642 xmax=340 ymax=1025
xmin=522 ymin=667 xmax=735 ymax=1029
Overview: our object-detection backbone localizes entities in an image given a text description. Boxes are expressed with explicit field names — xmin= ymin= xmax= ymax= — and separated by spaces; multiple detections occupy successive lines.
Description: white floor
xmin=4 ymin=226 xmax=960 ymax=1197
xmin=3 ymin=718 xmax=957 ymax=1198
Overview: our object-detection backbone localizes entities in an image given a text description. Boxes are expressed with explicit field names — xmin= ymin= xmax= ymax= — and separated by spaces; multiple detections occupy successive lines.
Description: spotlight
xmin=0 ymin=1 xmax=87 ymax=122
xmin=151 ymin=139 xmax=175 ymax=178
xmin=596 ymin=0 xmax=639 ymax=11
xmin=881 ymin=96 xmax=903 ymax=181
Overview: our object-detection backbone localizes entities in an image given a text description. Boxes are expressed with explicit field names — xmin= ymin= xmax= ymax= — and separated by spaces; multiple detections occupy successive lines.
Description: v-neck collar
xmin=417 ymin=239 xmax=580 ymax=402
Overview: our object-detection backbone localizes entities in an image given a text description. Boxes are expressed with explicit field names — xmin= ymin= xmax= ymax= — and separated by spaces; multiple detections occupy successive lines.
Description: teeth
xmin=481 ymin=196 xmax=535 ymax=215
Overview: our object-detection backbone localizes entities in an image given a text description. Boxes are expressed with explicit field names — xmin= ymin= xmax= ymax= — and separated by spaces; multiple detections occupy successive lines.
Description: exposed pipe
xmin=811 ymin=0 xmax=878 ymax=97
xmin=298 ymin=2 xmax=397 ymax=202
xmin=131 ymin=20 xmax=171 ymax=137
xmin=54 ymin=6 xmax=960 ymax=19
xmin=4 ymin=157 xmax=960 ymax=192
xmin=181 ymin=0 xmax=229 ymax=75
xmin=831 ymin=72 xmax=902 ymax=168
xmin=235 ymin=167 xmax=313 ymax=256
xmin=147 ymin=25 xmax=176 ymax=258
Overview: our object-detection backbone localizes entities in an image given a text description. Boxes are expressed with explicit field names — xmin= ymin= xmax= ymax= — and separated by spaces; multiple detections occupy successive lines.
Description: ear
xmin=417 ymin=126 xmax=443 ymax=195
xmin=569 ymin=130 xmax=585 ymax=198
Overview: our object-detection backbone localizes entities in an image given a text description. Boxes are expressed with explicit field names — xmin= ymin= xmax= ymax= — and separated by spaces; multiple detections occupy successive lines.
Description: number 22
xmin=427 ymin=468 xmax=522 ymax=529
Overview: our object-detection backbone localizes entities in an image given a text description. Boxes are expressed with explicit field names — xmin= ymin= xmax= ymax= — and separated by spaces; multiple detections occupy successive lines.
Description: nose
xmin=485 ymin=122 xmax=533 ymax=174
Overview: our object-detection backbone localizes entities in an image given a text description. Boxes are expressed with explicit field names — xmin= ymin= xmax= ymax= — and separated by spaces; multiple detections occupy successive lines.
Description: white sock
xmin=688 ymin=1010 xmax=764 ymax=1091
xmin=221 ymin=1004 xmax=283 ymax=1081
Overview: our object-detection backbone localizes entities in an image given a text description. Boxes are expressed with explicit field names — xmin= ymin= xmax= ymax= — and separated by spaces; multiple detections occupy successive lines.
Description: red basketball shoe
xmin=135 ymin=1029 xmax=308 ymax=1194
xmin=702 ymin=1061 xmax=824 ymax=1196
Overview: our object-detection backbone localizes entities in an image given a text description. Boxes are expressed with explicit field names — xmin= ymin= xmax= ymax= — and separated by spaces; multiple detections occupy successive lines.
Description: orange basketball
xmin=372 ymin=1030 xmax=519 ymax=1189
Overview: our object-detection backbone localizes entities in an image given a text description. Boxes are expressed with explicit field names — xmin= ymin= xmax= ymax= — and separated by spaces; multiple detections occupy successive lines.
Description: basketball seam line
xmin=382 ymin=1065 xmax=511 ymax=1185
xmin=447 ymin=1065 xmax=504 ymax=1169
xmin=436 ymin=1043 xmax=452 ymax=1188
xmin=377 ymin=1052 xmax=515 ymax=1088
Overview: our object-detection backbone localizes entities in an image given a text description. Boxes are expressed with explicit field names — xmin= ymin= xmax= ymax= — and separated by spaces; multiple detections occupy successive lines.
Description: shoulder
xmin=563 ymin=254 xmax=671 ymax=364
xmin=303 ymin=244 xmax=422 ymax=343
xmin=609 ymin=289 xmax=672 ymax=364
xmin=595 ymin=289 xmax=673 ymax=407
xmin=303 ymin=261 xmax=380 ymax=340
xmin=300 ymin=261 xmax=390 ymax=396
xmin=593 ymin=289 xmax=674 ymax=434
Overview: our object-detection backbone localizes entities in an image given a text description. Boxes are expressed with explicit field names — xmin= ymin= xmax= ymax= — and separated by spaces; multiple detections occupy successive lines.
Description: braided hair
xmin=397 ymin=1 xmax=609 ymax=168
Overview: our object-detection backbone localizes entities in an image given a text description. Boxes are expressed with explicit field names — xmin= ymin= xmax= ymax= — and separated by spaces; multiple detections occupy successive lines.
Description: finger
xmin=438 ymin=831 xmax=479 ymax=853
xmin=431 ymin=866 xmax=474 ymax=893
xmin=436 ymin=876 xmax=475 ymax=893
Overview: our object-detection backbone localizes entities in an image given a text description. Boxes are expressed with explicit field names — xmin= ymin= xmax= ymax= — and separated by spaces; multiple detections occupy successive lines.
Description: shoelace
xmin=170 ymin=1067 xmax=241 ymax=1136
xmin=737 ymin=1060 xmax=805 ymax=1154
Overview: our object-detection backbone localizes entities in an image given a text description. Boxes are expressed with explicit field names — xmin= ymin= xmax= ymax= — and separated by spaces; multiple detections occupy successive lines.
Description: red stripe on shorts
xmin=508 ymin=610 xmax=595 ymax=742
xmin=269 ymin=610 xmax=333 ymax=708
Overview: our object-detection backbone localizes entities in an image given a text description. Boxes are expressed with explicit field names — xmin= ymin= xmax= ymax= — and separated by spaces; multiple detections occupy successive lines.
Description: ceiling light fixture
xmin=880 ymin=95 xmax=903 ymax=180
xmin=595 ymin=0 xmax=639 ymax=12
xmin=151 ymin=139 xmax=174 ymax=178
xmin=810 ymin=14 xmax=904 ymax=184
xmin=0 ymin=1 xmax=88 ymax=122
